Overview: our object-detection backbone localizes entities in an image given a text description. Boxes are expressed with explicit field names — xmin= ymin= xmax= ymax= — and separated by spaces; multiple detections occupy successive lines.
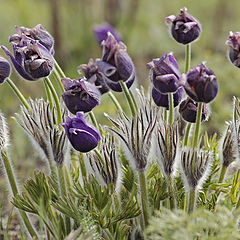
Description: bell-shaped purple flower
xmin=165 ymin=7 xmax=201 ymax=44
xmin=0 ymin=56 xmax=11 ymax=84
xmin=226 ymin=31 xmax=240 ymax=68
xmin=78 ymin=58 xmax=110 ymax=94
xmin=1 ymin=36 xmax=54 ymax=81
xmin=152 ymin=87 xmax=183 ymax=109
xmin=97 ymin=32 xmax=135 ymax=92
xmin=93 ymin=23 xmax=122 ymax=44
xmin=9 ymin=24 xmax=54 ymax=54
xmin=179 ymin=98 xmax=208 ymax=123
xmin=184 ymin=63 xmax=218 ymax=103
xmin=61 ymin=112 xmax=100 ymax=153
xmin=62 ymin=78 xmax=100 ymax=114
xmin=147 ymin=52 xmax=181 ymax=94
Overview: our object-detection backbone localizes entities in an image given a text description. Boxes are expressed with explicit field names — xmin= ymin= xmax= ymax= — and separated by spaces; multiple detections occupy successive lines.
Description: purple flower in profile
xmin=152 ymin=87 xmax=183 ymax=109
xmin=62 ymin=112 xmax=100 ymax=153
xmin=0 ymin=56 xmax=11 ymax=84
xmin=93 ymin=23 xmax=122 ymax=44
xmin=78 ymin=58 xmax=110 ymax=94
xmin=1 ymin=36 xmax=54 ymax=81
xmin=62 ymin=78 xmax=100 ymax=114
xmin=9 ymin=24 xmax=54 ymax=54
xmin=226 ymin=31 xmax=240 ymax=68
xmin=97 ymin=32 xmax=135 ymax=92
xmin=147 ymin=52 xmax=181 ymax=94
xmin=165 ymin=7 xmax=201 ymax=44
xmin=184 ymin=63 xmax=218 ymax=103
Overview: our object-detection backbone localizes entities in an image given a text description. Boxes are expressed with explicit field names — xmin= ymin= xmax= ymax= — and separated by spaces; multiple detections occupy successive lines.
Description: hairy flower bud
xmin=147 ymin=52 xmax=181 ymax=94
xmin=226 ymin=31 xmax=240 ymax=68
xmin=152 ymin=87 xmax=183 ymax=109
xmin=93 ymin=23 xmax=122 ymax=44
xmin=61 ymin=112 xmax=101 ymax=153
xmin=184 ymin=63 xmax=218 ymax=103
xmin=179 ymin=98 xmax=208 ymax=123
xmin=0 ymin=56 xmax=11 ymax=83
xmin=78 ymin=58 xmax=110 ymax=94
xmin=1 ymin=36 xmax=54 ymax=80
xmin=165 ymin=7 xmax=201 ymax=44
xmin=62 ymin=78 xmax=100 ymax=114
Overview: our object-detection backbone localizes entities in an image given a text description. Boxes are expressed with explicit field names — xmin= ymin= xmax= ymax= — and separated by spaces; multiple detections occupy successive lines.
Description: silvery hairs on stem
xmin=86 ymin=133 xmax=121 ymax=191
xmin=232 ymin=97 xmax=240 ymax=158
xmin=14 ymin=98 xmax=70 ymax=165
xmin=105 ymin=88 xmax=159 ymax=171
xmin=180 ymin=148 xmax=212 ymax=190
xmin=0 ymin=111 xmax=9 ymax=152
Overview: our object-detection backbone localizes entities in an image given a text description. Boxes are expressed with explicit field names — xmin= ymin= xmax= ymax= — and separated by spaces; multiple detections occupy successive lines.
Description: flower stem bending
xmin=108 ymin=91 xmax=123 ymax=113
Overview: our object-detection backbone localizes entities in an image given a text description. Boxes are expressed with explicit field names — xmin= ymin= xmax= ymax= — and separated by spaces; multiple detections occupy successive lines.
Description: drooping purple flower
xmin=62 ymin=78 xmax=100 ymax=114
xmin=147 ymin=52 xmax=181 ymax=94
xmin=0 ymin=56 xmax=11 ymax=84
xmin=152 ymin=87 xmax=183 ymax=109
xmin=93 ymin=23 xmax=122 ymax=44
xmin=97 ymin=32 xmax=135 ymax=92
xmin=1 ymin=36 xmax=54 ymax=80
xmin=9 ymin=24 xmax=54 ymax=54
xmin=226 ymin=31 xmax=240 ymax=68
xmin=165 ymin=7 xmax=201 ymax=44
xmin=184 ymin=63 xmax=218 ymax=103
xmin=78 ymin=58 xmax=110 ymax=94
xmin=61 ymin=112 xmax=100 ymax=153
xmin=179 ymin=97 xmax=208 ymax=123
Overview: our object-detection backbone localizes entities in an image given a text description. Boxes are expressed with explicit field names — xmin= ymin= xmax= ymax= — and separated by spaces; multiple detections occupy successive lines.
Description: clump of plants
xmin=1 ymin=7 xmax=240 ymax=240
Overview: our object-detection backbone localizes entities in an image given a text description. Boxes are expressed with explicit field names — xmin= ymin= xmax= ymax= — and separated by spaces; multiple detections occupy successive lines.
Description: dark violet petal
xmin=96 ymin=60 xmax=117 ymax=77
xmin=0 ymin=56 xmax=11 ymax=83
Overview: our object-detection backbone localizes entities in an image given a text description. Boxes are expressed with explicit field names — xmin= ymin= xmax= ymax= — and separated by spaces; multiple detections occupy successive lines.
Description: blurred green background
xmin=0 ymin=0 xmax=240 ymax=212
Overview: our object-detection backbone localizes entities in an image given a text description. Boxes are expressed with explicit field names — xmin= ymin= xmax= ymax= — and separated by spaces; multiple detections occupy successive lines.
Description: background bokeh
xmin=0 ymin=0 xmax=240 ymax=218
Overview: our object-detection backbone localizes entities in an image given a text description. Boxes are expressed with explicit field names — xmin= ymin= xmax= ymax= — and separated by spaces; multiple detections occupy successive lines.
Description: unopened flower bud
xmin=61 ymin=112 xmax=101 ymax=153
xmin=179 ymin=98 xmax=208 ymax=123
xmin=165 ymin=7 xmax=201 ymax=44
xmin=184 ymin=63 xmax=218 ymax=103
xmin=147 ymin=52 xmax=181 ymax=94
xmin=0 ymin=56 xmax=11 ymax=83
xmin=62 ymin=78 xmax=100 ymax=114
xmin=226 ymin=31 xmax=240 ymax=68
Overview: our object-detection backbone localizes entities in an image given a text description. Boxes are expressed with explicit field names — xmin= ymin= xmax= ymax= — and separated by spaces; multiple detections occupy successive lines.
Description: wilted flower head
xmin=93 ymin=23 xmax=122 ymax=44
xmin=0 ymin=56 xmax=11 ymax=84
xmin=179 ymin=98 xmax=208 ymax=123
xmin=184 ymin=63 xmax=218 ymax=103
xmin=61 ymin=112 xmax=101 ymax=153
xmin=9 ymin=24 xmax=54 ymax=54
xmin=62 ymin=78 xmax=100 ymax=114
xmin=147 ymin=52 xmax=181 ymax=94
xmin=78 ymin=58 xmax=109 ymax=94
xmin=152 ymin=87 xmax=183 ymax=109
xmin=226 ymin=31 xmax=240 ymax=68
xmin=1 ymin=36 xmax=54 ymax=80
xmin=97 ymin=32 xmax=135 ymax=92
xmin=165 ymin=7 xmax=201 ymax=44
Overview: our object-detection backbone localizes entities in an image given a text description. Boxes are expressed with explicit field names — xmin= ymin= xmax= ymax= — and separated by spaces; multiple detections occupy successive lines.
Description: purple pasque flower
xmin=93 ymin=23 xmax=122 ymax=44
xmin=97 ymin=32 xmax=135 ymax=92
xmin=147 ymin=52 xmax=181 ymax=94
xmin=61 ymin=112 xmax=100 ymax=153
xmin=62 ymin=77 xmax=100 ymax=114
xmin=1 ymin=36 xmax=54 ymax=80
xmin=152 ymin=87 xmax=183 ymax=109
xmin=78 ymin=58 xmax=110 ymax=94
xmin=165 ymin=7 xmax=201 ymax=44
xmin=0 ymin=56 xmax=11 ymax=84
xmin=184 ymin=63 xmax=218 ymax=103
xmin=179 ymin=97 xmax=208 ymax=123
xmin=226 ymin=31 xmax=240 ymax=68
xmin=9 ymin=24 xmax=54 ymax=54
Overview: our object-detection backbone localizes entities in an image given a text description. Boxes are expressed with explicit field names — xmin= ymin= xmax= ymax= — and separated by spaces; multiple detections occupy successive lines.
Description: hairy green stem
xmin=43 ymin=80 xmax=54 ymax=110
xmin=185 ymin=44 xmax=191 ymax=74
xmin=167 ymin=176 xmax=176 ymax=209
xmin=52 ymin=68 xmax=65 ymax=93
xmin=129 ymin=89 xmax=138 ymax=112
xmin=193 ymin=102 xmax=203 ymax=149
xmin=187 ymin=188 xmax=196 ymax=213
xmin=218 ymin=165 xmax=227 ymax=184
xmin=89 ymin=111 xmax=98 ymax=130
xmin=184 ymin=123 xmax=191 ymax=146
xmin=168 ymin=93 xmax=174 ymax=126
xmin=108 ymin=91 xmax=123 ymax=113
xmin=54 ymin=58 xmax=66 ymax=79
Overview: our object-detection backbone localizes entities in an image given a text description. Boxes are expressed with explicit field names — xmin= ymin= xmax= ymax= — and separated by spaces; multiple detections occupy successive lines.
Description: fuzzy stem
xmin=1 ymin=150 xmax=38 ymax=238
xmin=89 ymin=111 xmax=98 ymax=130
xmin=108 ymin=91 xmax=123 ymax=113
xmin=168 ymin=93 xmax=174 ymax=126
xmin=185 ymin=44 xmax=191 ymax=74
xmin=138 ymin=170 xmax=149 ymax=229
xmin=184 ymin=123 xmax=191 ymax=146
xmin=218 ymin=165 xmax=227 ymax=183
xmin=187 ymin=188 xmax=196 ymax=213
xmin=120 ymin=81 xmax=136 ymax=117
xmin=43 ymin=79 xmax=54 ymax=110
xmin=193 ymin=102 xmax=203 ymax=149
xmin=129 ymin=89 xmax=138 ymax=112
xmin=6 ymin=78 xmax=31 ymax=110
xmin=164 ymin=108 xmax=168 ymax=122
xmin=52 ymin=68 xmax=65 ymax=93
xmin=167 ymin=176 xmax=176 ymax=209
xmin=53 ymin=58 xmax=66 ymax=79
